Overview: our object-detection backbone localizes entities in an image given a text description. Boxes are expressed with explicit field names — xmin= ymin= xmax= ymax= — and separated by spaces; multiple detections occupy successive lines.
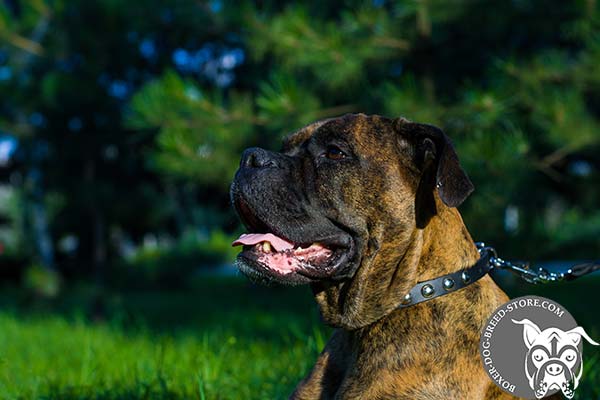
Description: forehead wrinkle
xmin=283 ymin=114 xmax=371 ymax=151
xmin=282 ymin=119 xmax=333 ymax=151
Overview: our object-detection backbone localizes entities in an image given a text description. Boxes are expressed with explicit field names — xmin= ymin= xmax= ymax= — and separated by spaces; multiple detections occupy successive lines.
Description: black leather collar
xmin=397 ymin=250 xmax=492 ymax=309
xmin=396 ymin=242 xmax=600 ymax=309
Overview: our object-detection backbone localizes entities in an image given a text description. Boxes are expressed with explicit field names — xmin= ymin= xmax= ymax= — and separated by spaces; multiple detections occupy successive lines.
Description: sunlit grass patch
xmin=0 ymin=313 xmax=325 ymax=399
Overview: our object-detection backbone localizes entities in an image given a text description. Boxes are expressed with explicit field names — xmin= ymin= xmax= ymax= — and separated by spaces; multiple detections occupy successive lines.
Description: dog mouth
xmin=232 ymin=232 xmax=353 ymax=285
xmin=230 ymin=184 xmax=357 ymax=285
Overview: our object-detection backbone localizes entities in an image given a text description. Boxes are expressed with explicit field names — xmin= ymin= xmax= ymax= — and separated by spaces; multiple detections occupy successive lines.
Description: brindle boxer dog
xmin=230 ymin=114 xmax=560 ymax=400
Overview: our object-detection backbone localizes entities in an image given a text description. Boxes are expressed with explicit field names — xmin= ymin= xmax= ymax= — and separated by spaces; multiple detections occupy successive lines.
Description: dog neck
xmin=417 ymin=206 xmax=480 ymax=280
xmin=311 ymin=205 xmax=481 ymax=330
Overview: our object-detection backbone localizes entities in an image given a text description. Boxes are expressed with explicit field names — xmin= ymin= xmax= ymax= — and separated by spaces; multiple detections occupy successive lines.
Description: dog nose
xmin=240 ymin=147 xmax=281 ymax=169
xmin=545 ymin=363 xmax=564 ymax=376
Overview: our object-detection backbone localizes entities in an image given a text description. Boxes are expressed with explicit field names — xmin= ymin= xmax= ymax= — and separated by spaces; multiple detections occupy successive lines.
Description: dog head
xmin=230 ymin=114 xmax=473 ymax=326
xmin=512 ymin=318 xmax=599 ymax=399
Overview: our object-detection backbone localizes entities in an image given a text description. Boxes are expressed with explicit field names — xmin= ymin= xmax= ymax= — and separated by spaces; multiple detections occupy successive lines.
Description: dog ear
xmin=565 ymin=326 xmax=600 ymax=346
xmin=396 ymin=119 xmax=474 ymax=227
xmin=512 ymin=319 xmax=542 ymax=349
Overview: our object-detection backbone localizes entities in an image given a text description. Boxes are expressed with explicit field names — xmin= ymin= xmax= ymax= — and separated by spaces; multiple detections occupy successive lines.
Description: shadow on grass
xmin=3 ymin=272 xmax=598 ymax=336
xmin=0 ymin=276 xmax=323 ymax=343
xmin=2 ymin=272 xmax=599 ymax=345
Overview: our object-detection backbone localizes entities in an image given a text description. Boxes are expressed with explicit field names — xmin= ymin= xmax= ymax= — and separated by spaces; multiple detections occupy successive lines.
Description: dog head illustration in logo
xmin=512 ymin=319 xmax=598 ymax=399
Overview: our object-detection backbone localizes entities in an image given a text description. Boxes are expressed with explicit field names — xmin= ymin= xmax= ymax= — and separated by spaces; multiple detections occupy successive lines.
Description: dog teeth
xmin=263 ymin=242 xmax=272 ymax=253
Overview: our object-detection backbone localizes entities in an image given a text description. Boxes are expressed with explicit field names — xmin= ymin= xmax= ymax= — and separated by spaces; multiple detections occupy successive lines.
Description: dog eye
xmin=325 ymin=145 xmax=346 ymax=160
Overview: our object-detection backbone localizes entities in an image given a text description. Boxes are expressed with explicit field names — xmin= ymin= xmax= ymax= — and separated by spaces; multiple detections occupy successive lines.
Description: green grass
xmin=0 ymin=274 xmax=598 ymax=399
xmin=0 ymin=278 xmax=328 ymax=399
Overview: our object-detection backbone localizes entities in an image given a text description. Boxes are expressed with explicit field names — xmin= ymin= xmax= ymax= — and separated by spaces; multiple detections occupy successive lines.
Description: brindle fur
xmin=233 ymin=114 xmax=561 ymax=400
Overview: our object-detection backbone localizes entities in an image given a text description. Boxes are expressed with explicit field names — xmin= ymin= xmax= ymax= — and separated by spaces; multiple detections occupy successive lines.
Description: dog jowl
xmin=512 ymin=319 xmax=599 ymax=399
xmin=230 ymin=113 xmax=523 ymax=399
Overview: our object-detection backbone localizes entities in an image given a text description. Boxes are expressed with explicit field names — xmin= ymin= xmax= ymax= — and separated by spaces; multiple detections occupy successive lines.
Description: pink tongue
xmin=232 ymin=233 xmax=295 ymax=252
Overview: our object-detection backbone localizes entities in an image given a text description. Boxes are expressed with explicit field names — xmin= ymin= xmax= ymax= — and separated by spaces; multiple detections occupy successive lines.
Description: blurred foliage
xmin=0 ymin=185 xmax=25 ymax=257
xmin=0 ymin=0 xmax=599 ymax=286
xmin=114 ymin=229 xmax=239 ymax=288
xmin=22 ymin=263 xmax=61 ymax=297
xmin=129 ymin=70 xmax=255 ymax=187
xmin=126 ymin=0 xmax=600 ymax=260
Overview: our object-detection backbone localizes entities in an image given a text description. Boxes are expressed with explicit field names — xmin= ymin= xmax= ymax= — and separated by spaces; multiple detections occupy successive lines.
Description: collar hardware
xmin=397 ymin=242 xmax=600 ymax=310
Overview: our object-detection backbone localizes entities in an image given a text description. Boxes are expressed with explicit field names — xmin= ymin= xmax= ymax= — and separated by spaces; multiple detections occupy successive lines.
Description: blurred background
xmin=0 ymin=1 xmax=599 ymax=399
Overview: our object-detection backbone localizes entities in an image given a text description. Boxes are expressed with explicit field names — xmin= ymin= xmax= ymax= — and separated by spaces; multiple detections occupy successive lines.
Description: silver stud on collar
xmin=402 ymin=293 xmax=412 ymax=305
xmin=421 ymin=284 xmax=435 ymax=298
xmin=443 ymin=278 xmax=455 ymax=290
xmin=462 ymin=271 xmax=471 ymax=284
